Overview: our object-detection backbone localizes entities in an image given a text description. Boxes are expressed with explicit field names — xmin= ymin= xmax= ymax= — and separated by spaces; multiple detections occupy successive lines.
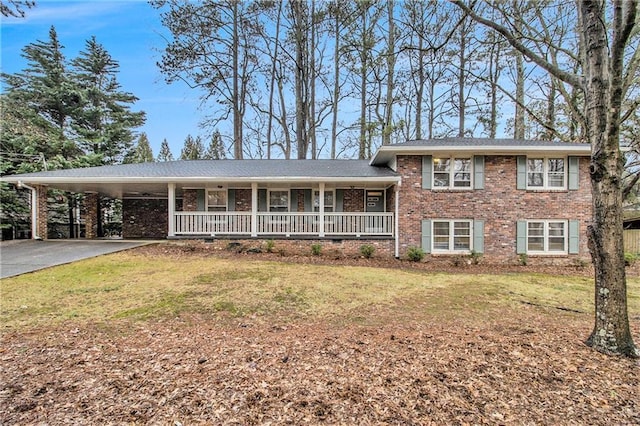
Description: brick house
xmin=2 ymin=138 xmax=592 ymax=263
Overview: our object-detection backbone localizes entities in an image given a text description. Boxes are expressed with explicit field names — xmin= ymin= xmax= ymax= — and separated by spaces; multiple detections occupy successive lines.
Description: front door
xmin=365 ymin=190 xmax=384 ymax=212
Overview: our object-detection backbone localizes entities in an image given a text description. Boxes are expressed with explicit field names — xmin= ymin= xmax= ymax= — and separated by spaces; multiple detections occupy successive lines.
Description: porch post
xmin=319 ymin=182 xmax=325 ymax=237
xmin=168 ymin=183 xmax=176 ymax=237
xmin=394 ymin=180 xmax=401 ymax=258
xmin=251 ymin=182 xmax=258 ymax=237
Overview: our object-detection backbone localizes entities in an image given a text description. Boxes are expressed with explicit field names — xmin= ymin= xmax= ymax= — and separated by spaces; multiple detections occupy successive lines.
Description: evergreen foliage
xmin=157 ymin=139 xmax=174 ymax=162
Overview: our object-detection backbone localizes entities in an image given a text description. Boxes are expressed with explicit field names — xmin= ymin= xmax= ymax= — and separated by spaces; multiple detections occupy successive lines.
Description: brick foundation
xmin=185 ymin=237 xmax=396 ymax=259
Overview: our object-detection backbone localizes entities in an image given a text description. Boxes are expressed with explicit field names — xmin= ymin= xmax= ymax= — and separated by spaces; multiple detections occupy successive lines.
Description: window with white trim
xmin=527 ymin=220 xmax=567 ymax=253
xmin=433 ymin=157 xmax=472 ymax=189
xmin=268 ymin=190 xmax=289 ymax=212
xmin=313 ymin=190 xmax=334 ymax=212
xmin=433 ymin=220 xmax=472 ymax=252
xmin=527 ymin=158 xmax=565 ymax=189
xmin=207 ymin=189 xmax=227 ymax=212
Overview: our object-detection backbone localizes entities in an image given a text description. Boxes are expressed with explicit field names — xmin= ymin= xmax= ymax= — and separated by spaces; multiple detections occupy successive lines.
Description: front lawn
xmin=1 ymin=244 xmax=638 ymax=424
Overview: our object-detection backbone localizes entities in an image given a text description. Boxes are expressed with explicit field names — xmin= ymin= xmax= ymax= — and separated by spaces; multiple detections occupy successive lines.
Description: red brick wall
xmin=396 ymin=155 xmax=592 ymax=263
xmin=83 ymin=193 xmax=99 ymax=239
xmin=36 ymin=185 xmax=48 ymax=239
xmin=343 ymin=189 xmax=364 ymax=212
xmin=233 ymin=189 xmax=251 ymax=211
xmin=123 ymin=198 xmax=168 ymax=238
xmin=182 ymin=189 xmax=198 ymax=212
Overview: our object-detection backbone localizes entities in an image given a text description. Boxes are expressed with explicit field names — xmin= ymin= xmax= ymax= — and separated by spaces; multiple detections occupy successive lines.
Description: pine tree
xmin=2 ymin=26 xmax=81 ymax=162
xmin=125 ymin=133 xmax=154 ymax=163
xmin=179 ymin=135 xmax=205 ymax=160
xmin=157 ymin=138 xmax=174 ymax=161
xmin=71 ymin=36 xmax=146 ymax=164
xmin=203 ymin=131 xmax=226 ymax=159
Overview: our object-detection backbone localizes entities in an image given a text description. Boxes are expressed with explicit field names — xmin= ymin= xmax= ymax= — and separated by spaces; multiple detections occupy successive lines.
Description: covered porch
xmin=166 ymin=182 xmax=397 ymax=238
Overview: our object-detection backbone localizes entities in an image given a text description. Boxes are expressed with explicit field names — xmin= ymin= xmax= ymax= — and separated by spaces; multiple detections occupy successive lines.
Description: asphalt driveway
xmin=0 ymin=239 xmax=150 ymax=279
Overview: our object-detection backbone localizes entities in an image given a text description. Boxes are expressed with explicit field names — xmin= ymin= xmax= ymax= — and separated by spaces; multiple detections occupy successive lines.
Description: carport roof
xmin=1 ymin=159 xmax=399 ymax=198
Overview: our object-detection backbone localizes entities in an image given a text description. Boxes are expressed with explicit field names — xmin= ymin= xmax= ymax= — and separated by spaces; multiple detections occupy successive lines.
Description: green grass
xmin=1 ymin=251 xmax=639 ymax=330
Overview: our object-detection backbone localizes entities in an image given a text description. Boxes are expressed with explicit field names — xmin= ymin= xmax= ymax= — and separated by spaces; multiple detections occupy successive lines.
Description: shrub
xmin=518 ymin=253 xmax=528 ymax=266
xmin=265 ymin=239 xmax=275 ymax=253
xmin=360 ymin=244 xmax=375 ymax=259
xmin=406 ymin=246 xmax=425 ymax=262
xmin=624 ymin=252 xmax=637 ymax=267
xmin=469 ymin=250 xmax=482 ymax=265
xmin=311 ymin=243 xmax=322 ymax=256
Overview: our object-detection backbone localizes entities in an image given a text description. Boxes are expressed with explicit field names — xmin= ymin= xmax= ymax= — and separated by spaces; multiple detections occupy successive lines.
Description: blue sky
xmin=1 ymin=0 xmax=201 ymax=158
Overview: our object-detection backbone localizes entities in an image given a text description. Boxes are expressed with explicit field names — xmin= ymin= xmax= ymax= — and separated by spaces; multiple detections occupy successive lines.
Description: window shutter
xmin=569 ymin=220 xmax=580 ymax=254
xmin=516 ymin=156 xmax=527 ymax=190
xmin=258 ymin=189 xmax=267 ymax=212
xmin=196 ymin=189 xmax=205 ymax=211
xmin=304 ymin=189 xmax=313 ymax=212
xmin=568 ymin=157 xmax=579 ymax=190
xmin=473 ymin=220 xmax=484 ymax=253
xmin=516 ymin=220 xmax=527 ymax=254
xmin=421 ymin=220 xmax=432 ymax=253
xmin=336 ymin=189 xmax=344 ymax=212
xmin=228 ymin=189 xmax=235 ymax=212
xmin=474 ymin=156 xmax=485 ymax=189
xmin=422 ymin=155 xmax=432 ymax=189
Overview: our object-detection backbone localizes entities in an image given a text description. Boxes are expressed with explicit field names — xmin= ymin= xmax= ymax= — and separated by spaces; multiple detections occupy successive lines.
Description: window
xmin=527 ymin=158 xmax=565 ymax=189
xmin=433 ymin=220 xmax=472 ymax=252
xmin=527 ymin=221 xmax=567 ymax=253
xmin=269 ymin=190 xmax=289 ymax=212
xmin=314 ymin=190 xmax=334 ymax=212
xmin=433 ymin=157 xmax=472 ymax=189
xmin=207 ymin=189 xmax=227 ymax=212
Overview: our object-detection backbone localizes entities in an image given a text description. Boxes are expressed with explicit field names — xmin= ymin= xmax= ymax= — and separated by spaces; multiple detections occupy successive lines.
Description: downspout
xmin=17 ymin=181 xmax=40 ymax=240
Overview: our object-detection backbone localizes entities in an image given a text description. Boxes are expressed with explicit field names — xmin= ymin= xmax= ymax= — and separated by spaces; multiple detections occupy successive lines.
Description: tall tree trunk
xmin=266 ymin=1 xmax=283 ymax=159
xmin=513 ymin=49 xmax=525 ymax=139
xmin=358 ymin=5 xmax=368 ymax=159
xmin=457 ymin=18 xmax=466 ymax=138
xmin=383 ymin=0 xmax=395 ymax=145
xmin=309 ymin=0 xmax=317 ymax=159
xmin=582 ymin=1 xmax=638 ymax=357
xmin=232 ymin=1 xmax=243 ymax=159
xmin=331 ymin=5 xmax=340 ymax=159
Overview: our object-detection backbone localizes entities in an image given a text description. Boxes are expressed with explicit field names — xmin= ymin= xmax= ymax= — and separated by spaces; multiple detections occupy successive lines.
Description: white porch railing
xmin=174 ymin=212 xmax=394 ymax=237
xmin=175 ymin=212 xmax=252 ymax=235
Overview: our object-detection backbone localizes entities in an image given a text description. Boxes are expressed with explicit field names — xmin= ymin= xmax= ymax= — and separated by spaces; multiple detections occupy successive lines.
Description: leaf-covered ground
xmin=1 ymin=244 xmax=639 ymax=424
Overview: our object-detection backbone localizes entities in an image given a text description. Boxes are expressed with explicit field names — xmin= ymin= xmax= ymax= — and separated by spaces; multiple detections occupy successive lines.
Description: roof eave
xmin=370 ymin=144 xmax=592 ymax=165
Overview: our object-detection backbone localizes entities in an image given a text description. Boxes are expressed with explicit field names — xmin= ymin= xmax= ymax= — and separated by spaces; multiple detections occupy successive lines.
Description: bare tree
xmin=452 ymin=0 xmax=639 ymax=358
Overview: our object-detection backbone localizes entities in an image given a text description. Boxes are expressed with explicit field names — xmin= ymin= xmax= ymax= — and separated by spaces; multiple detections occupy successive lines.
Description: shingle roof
xmin=389 ymin=137 xmax=589 ymax=148
xmin=3 ymin=159 xmax=397 ymax=180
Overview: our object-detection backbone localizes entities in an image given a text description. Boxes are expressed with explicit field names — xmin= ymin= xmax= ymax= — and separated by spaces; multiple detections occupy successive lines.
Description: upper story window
xmin=313 ymin=190 xmax=334 ymax=212
xmin=433 ymin=157 xmax=472 ymax=189
xmin=269 ymin=190 xmax=289 ymax=212
xmin=527 ymin=158 xmax=565 ymax=189
xmin=207 ymin=189 xmax=227 ymax=212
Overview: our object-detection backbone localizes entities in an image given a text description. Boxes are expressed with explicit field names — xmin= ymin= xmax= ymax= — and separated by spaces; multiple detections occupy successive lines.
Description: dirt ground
xmin=1 ymin=244 xmax=639 ymax=425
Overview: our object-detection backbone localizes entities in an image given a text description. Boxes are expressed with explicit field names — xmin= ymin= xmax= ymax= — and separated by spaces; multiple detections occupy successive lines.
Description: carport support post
xmin=168 ymin=183 xmax=176 ymax=237
xmin=84 ymin=192 xmax=99 ymax=239
xmin=35 ymin=185 xmax=48 ymax=240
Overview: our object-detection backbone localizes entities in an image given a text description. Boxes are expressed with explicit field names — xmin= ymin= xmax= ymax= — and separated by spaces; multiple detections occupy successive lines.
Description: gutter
xmin=16 ymin=181 xmax=40 ymax=240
